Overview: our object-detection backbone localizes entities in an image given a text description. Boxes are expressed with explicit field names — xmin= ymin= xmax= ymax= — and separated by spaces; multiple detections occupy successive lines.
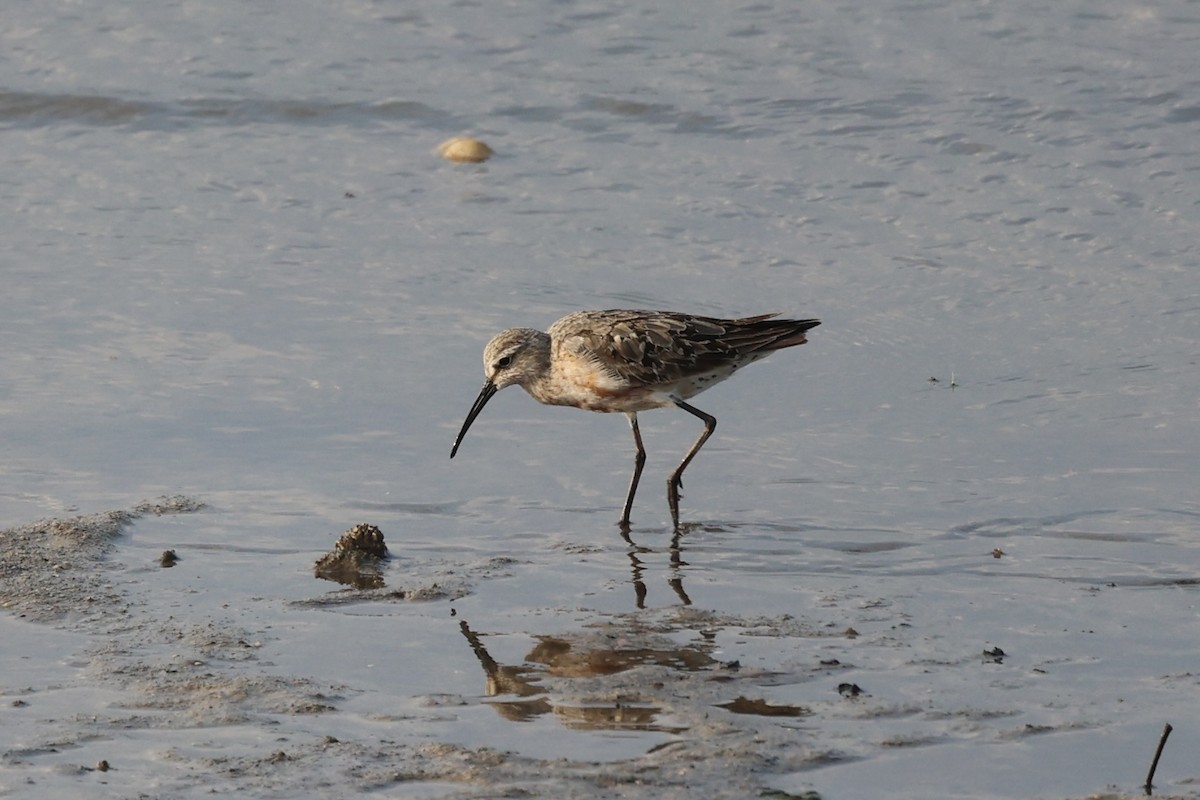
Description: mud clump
xmin=314 ymin=524 xmax=390 ymax=589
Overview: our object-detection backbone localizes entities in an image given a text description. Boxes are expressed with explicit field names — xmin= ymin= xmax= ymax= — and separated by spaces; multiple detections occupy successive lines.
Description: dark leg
xmin=620 ymin=412 xmax=646 ymax=528
xmin=667 ymin=400 xmax=717 ymax=528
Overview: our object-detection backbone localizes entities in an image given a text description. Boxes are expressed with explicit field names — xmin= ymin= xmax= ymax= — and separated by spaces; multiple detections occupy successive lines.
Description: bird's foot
xmin=667 ymin=475 xmax=683 ymax=529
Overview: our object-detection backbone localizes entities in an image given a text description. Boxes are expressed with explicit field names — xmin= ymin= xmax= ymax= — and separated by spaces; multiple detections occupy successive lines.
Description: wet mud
xmin=3 ymin=502 xmax=1197 ymax=799
xmin=313 ymin=523 xmax=391 ymax=589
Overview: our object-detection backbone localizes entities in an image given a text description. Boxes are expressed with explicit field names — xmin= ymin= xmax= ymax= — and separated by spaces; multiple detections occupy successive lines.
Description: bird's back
xmin=549 ymin=310 xmax=819 ymax=400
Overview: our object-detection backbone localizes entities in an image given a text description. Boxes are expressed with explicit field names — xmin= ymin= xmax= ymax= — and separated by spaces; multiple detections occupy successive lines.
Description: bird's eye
xmin=496 ymin=355 xmax=513 ymax=369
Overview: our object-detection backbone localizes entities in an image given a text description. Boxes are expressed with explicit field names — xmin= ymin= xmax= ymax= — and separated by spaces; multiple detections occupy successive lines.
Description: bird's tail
xmin=731 ymin=314 xmax=821 ymax=351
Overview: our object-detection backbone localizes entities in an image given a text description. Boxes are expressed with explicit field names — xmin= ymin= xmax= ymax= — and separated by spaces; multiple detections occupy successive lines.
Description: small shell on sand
xmin=437 ymin=136 xmax=494 ymax=164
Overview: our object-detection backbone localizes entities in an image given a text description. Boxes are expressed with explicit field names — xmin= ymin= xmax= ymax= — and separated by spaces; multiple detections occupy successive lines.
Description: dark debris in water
xmin=983 ymin=646 xmax=1006 ymax=663
xmin=314 ymin=523 xmax=390 ymax=589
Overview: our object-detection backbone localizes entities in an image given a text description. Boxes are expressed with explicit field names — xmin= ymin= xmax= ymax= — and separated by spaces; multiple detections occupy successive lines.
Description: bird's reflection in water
xmin=620 ymin=525 xmax=693 ymax=609
xmin=458 ymin=619 xmax=714 ymax=731
xmin=459 ymin=620 xmax=552 ymax=722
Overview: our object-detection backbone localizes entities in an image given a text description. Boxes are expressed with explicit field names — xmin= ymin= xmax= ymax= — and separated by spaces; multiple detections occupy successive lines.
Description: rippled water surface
xmin=2 ymin=1 xmax=1199 ymax=798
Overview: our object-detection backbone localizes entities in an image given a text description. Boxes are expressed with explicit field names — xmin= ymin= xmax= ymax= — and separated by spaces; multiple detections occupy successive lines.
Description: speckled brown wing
xmin=550 ymin=310 xmax=819 ymax=387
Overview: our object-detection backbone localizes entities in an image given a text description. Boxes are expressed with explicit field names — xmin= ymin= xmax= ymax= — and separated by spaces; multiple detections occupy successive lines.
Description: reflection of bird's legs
xmin=621 ymin=524 xmax=649 ymax=609
xmin=668 ymin=529 xmax=692 ymax=606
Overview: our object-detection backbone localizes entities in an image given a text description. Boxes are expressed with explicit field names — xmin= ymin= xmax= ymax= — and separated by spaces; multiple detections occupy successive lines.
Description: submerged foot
xmin=667 ymin=475 xmax=684 ymax=529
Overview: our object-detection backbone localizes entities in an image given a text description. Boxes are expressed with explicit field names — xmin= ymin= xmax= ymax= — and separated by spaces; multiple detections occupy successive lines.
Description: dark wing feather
xmin=554 ymin=310 xmax=819 ymax=386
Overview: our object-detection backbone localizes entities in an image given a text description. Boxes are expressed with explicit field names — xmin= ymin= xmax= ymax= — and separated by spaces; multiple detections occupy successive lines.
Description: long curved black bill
xmin=450 ymin=381 xmax=498 ymax=458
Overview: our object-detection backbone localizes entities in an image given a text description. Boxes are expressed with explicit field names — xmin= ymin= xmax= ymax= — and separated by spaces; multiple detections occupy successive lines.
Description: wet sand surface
xmin=4 ymin=497 xmax=1199 ymax=798
xmin=4 ymin=0 xmax=1200 ymax=797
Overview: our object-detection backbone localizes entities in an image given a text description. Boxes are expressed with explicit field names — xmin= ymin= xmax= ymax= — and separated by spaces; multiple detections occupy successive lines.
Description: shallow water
xmin=3 ymin=0 xmax=1199 ymax=797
